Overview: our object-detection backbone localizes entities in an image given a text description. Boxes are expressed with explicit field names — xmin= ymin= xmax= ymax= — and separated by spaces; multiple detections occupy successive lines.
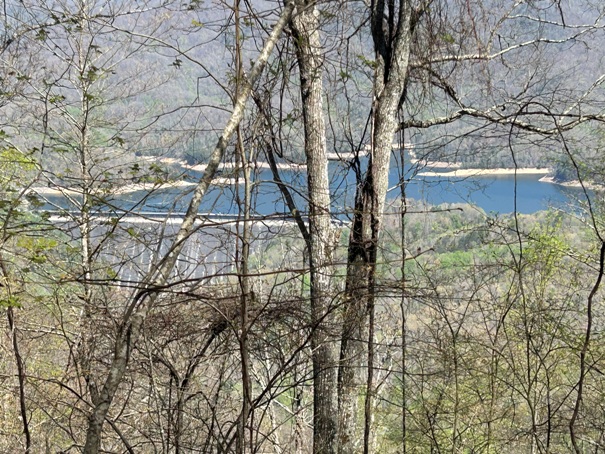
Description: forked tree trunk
xmin=291 ymin=3 xmax=339 ymax=453
xmin=81 ymin=4 xmax=296 ymax=452
xmin=338 ymin=1 xmax=413 ymax=453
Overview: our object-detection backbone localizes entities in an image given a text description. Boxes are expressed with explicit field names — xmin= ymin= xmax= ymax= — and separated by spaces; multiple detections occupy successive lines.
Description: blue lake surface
xmin=41 ymin=160 xmax=591 ymax=217
xmin=403 ymin=173 xmax=586 ymax=214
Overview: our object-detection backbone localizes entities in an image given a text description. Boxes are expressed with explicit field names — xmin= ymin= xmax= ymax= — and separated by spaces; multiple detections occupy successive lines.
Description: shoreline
xmin=418 ymin=167 xmax=551 ymax=178
xmin=327 ymin=152 xmax=356 ymax=161
xmin=539 ymin=175 xmax=578 ymax=187
xmin=30 ymin=167 xmax=602 ymax=197
xmin=183 ymin=161 xmax=306 ymax=172
xmin=411 ymin=159 xmax=462 ymax=170
xmin=30 ymin=181 xmax=198 ymax=197
xmin=30 ymin=177 xmax=240 ymax=197
xmin=539 ymin=175 xmax=604 ymax=190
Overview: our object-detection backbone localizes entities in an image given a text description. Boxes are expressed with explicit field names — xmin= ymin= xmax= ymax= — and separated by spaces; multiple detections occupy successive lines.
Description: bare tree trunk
xmin=233 ymin=1 xmax=254 ymax=451
xmin=6 ymin=306 xmax=30 ymax=452
xmin=291 ymin=3 xmax=339 ymax=453
xmin=81 ymin=4 xmax=296 ymax=451
xmin=2 ymin=256 xmax=31 ymax=454
xmin=570 ymin=241 xmax=605 ymax=452
xmin=399 ymin=151 xmax=408 ymax=454
xmin=338 ymin=1 xmax=413 ymax=453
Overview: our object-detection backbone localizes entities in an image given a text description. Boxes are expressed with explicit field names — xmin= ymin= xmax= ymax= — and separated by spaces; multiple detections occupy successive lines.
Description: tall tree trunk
xmin=291 ymin=3 xmax=339 ymax=453
xmin=81 ymin=4 xmax=296 ymax=451
xmin=1 ymin=256 xmax=31 ymax=453
xmin=338 ymin=1 xmax=413 ymax=452
xmin=233 ymin=1 xmax=254 ymax=451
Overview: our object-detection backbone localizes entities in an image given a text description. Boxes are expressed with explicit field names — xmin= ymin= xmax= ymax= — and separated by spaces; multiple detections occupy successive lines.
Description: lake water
xmin=403 ymin=173 xmax=586 ymax=214
xmin=135 ymin=163 xmax=589 ymax=216
xmin=40 ymin=161 xmax=590 ymax=217
xmin=324 ymin=163 xmax=587 ymax=216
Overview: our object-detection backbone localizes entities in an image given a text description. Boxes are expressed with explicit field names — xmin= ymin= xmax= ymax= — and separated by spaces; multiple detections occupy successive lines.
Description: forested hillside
xmin=1 ymin=0 xmax=605 ymax=453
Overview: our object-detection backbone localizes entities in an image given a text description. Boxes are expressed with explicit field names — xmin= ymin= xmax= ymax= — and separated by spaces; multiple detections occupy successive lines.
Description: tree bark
xmin=291 ymin=3 xmax=339 ymax=453
xmin=338 ymin=1 xmax=413 ymax=453
xmin=81 ymin=4 xmax=296 ymax=452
